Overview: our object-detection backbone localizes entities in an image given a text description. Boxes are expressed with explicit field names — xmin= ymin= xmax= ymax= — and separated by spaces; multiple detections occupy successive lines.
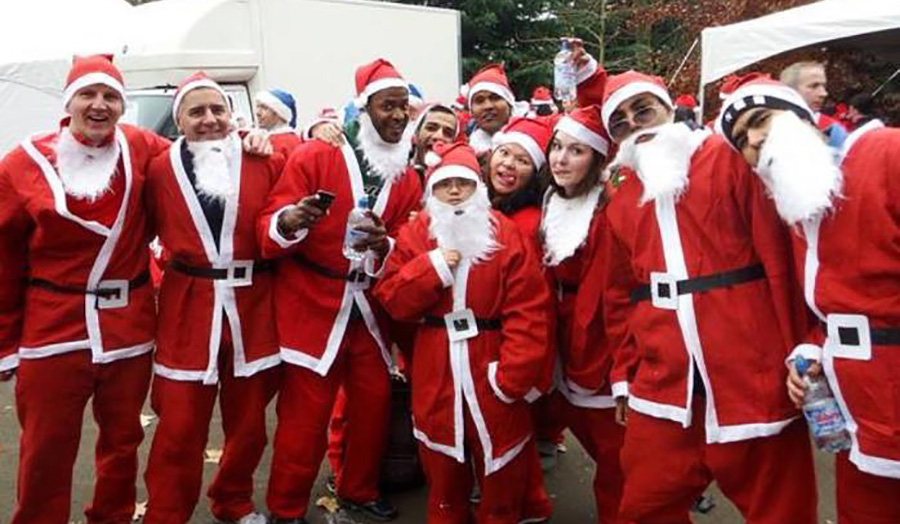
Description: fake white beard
xmin=607 ymin=123 xmax=710 ymax=205
xmin=187 ymin=136 xmax=239 ymax=204
xmin=755 ymin=111 xmax=843 ymax=225
xmin=541 ymin=184 xmax=603 ymax=266
xmin=54 ymin=128 xmax=120 ymax=202
xmin=357 ymin=112 xmax=414 ymax=183
xmin=426 ymin=186 xmax=500 ymax=263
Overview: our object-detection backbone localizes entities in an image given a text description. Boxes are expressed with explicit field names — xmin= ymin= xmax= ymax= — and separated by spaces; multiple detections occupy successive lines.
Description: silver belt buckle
xmin=96 ymin=279 xmax=129 ymax=309
xmin=827 ymin=313 xmax=872 ymax=361
xmin=444 ymin=308 xmax=478 ymax=342
xmin=650 ymin=272 xmax=679 ymax=310
xmin=224 ymin=261 xmax=254 ymax=288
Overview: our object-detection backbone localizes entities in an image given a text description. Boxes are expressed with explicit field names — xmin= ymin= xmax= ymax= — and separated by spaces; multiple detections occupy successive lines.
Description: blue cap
xmin=256 ymin=88 xmax=297 ymax=128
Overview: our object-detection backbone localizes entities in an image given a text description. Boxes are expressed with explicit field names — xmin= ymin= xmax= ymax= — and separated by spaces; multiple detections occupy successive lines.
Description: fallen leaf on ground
xmin=140 ymin=414 xmax=156 ymax=428
xmin=316 ymin=495 xmax=340 ymax=514
xmin=204 ymin=448 xmax=223 ymax=464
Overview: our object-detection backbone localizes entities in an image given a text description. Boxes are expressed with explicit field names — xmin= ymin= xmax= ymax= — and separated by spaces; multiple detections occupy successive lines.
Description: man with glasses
xmin=599 ymin=71 xmax=818 ymax=523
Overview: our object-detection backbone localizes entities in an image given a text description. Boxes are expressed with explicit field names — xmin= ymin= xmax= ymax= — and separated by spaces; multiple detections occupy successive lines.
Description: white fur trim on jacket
xmin=428 ymin=249 xmax=455 ymax=288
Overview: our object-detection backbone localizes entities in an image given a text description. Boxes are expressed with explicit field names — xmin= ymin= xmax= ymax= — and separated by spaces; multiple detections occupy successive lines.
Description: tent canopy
xmin=701 ymin=0 xmax=900 ymax=87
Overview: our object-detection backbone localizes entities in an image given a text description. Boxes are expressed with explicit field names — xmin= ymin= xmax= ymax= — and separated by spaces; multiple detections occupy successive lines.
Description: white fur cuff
xmin=269 ymin=206 xmax=308 ymax=249
xmin=0 ymin=353 xmax=19 ymax=372
xmin=488 ymin=361 xmax=516 ymax=404
xmin=428 ymin=249 xmax=455 ymax=288
xmin=611 ymin=381 xmax=629 ymax=399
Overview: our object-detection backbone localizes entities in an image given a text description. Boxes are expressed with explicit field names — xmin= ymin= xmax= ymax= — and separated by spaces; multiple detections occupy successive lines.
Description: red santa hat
xmin=354 ymin=58 xmax=409 ymax=108
xmin=491 ymin=117 xmax=552 ymax=170
xmin=452 ymin=93 xmax=467 ymax=111
xmin=63 ymin=54 xmax=126 ymax=109
xmin=674 ymin=94 xmax=697 ymax=109
xmin=172 ymin=71 xmax=227 ymax=122
xmin=600 ymin=70 xmax=674 ymax=134
xmin=553 ymin=105 xmax=610 ymax=157
xmin=531 ymin=86 xmax=554 ymax=107
xmin=424 ymin=142 xmax=483 ymax=196
xmin=716 ymin=74 xmax=814 ymax=150
xmin=464 ymin=63 xmax=515 ymax=108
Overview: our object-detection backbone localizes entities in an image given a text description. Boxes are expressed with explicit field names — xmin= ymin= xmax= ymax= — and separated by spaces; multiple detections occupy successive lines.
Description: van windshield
xmin=125 ymin=94 xmax=179 ymax=140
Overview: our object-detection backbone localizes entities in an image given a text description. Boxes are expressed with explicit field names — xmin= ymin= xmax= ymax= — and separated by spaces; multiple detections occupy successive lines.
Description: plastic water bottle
xmin=554 ymin=39 xmax=577 ymax=103
xmin=343 ymin=196 xmax=373 ymax=261
xmin=795 ymin=357 xmax=852 ymax=453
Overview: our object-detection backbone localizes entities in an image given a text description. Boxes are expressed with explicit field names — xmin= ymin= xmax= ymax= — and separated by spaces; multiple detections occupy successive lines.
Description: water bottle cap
xmin=560 ymin=39 xmax=571 ymax=51
xmin=794 ymin=357 xmax=810 ymax=376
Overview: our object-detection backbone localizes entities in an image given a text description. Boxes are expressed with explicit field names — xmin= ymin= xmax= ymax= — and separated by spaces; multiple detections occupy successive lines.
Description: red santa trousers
xmin=12 ymin=350 xmax=152 ymax=524
xmin=143 ymin=341 xmax=280 ymax=524
xmin=326 ymin=386 xmax=348 ymax=480
xmin=619 ymin=409 xmax=817 ymax=524
xmin=564 ymin=404 xmax=626 ymax=524
xmin=836 ymin=451 xmax=900 ymax=524
xmin=519 ymin=438 xmax=553 ymax=522
xmin=418 ymin=410 xmax=529 ymax=524
xmin=267 ymin=319 xmax=392 ymax=518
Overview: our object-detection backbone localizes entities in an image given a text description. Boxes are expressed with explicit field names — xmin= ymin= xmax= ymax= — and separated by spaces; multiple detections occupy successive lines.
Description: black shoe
xmin=326 ymin=475 xmax=337 ymax=495
xmin=267 ymin=517 xmax=308 ymax=524
xmin=340 ymin=497 xmax=399 ymax=522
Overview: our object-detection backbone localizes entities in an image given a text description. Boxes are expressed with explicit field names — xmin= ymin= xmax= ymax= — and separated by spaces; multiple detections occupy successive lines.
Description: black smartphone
xmin=313 ymin=190 xmax=336 ymax=210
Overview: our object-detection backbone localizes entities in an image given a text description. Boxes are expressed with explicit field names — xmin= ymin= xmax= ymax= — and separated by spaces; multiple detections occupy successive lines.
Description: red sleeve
xmin=495 ymin=225 xmax=552 ymax=399
xmin=373 ymin=219 xmax=447 ymax=322
xmin=0 ymin=156 xmax=31 ymax=369
xmin=734 ymin=154 xmax=808 ymax=357
xmin=576 ymin=56 xmax=607 ymax=108
xmin=256 ymin=147 xmax=316 ymax=259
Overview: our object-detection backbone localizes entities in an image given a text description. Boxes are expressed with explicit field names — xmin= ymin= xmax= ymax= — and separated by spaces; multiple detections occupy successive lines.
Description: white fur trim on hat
xmin=492 ymin=131 xmax=546 ymax=170
xmin=601 ymin=81 xmax=673 ymax=133
xmin=63 ymin=72 xmax=125 ymax=110
xmin=467 ymin=82 xmax=515 ymax=108
xmin=354 ymin=78 xmax=409 ymax=108
xmin=426 ymin=165 xmax=482 ymax=194
xmin=256 ymin=91 xmax=293 ymax=125
xmin=172 ymin=78 xmax=227 ymax=121
xmin=555 ymin=116 xmax=609 ymax=156
xmin=714 ymin=83 xmax=813 ymax=138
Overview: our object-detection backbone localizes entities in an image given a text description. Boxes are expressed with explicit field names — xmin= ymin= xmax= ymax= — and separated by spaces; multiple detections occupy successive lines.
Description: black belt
xmin=822 ymin=321 xmax=900 ymax=347
xmin=30 ymin=271 xmax=150 ymax=299
xmin=422 ymin=315 xmax=502 ymax=331
xmin=630 ymin=264 xmax=766 ymax=304
xmin=559 ymin=282 xmax=578 ymax=295
xmin=292 ymin=254 xmax=369 ymax=283
xmin=169 ymin=259 xmax=274 ymax=280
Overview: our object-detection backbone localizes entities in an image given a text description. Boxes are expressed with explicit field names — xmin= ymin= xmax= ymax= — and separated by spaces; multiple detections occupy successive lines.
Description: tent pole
xmin=872 ymin=66 xmax=900 ymax=97
xmin=669 ymin=37 xmax=699 ymax=87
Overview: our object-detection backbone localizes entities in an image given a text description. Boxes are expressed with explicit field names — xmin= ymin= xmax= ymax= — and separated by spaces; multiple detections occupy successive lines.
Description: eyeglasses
xmin=608 ymin=101 xmax=664 ymax=141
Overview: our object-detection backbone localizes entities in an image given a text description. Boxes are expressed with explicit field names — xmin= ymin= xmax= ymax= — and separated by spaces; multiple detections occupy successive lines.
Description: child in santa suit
xmin=717 ymin=75 xmax=900 ymax=524
xmin=374 ymin=142 xmax=550 ymax=524
xmin=538 ymin=105 xmax=626 ymax=523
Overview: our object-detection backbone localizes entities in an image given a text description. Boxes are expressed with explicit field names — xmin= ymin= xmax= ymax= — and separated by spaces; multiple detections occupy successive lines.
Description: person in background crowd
xmin=374 ymin=142 xmax=550 ymax=524
xmin=260 ymin=58 xmax=422 ymax=524
xmin=529 ymin=86 xmax=557 ymax=117
xmin=142 ymin=72 xmax=283 ymax=524
xmin=845 ymin=92 xmax=877 ymax=130
xmin=780 ymin=61 xmax=848 ymax=148
xmin=464 ymin=64 xmax=522 ymax=156
xmin=0 ymin=54 xmax=169 ymax=524
xmin=600 ymin=70 xmax=818 ymax=524
xmin=539 ymin=105 xmax=626 ymax=524
xmin=410 ymin=103 xmax=460 ymax=179
xmin=255 ymin=88 xmax=302 ymax=157
xmin=673 ymin=94 xmax=699 ymax=128
xmin=718 ymin=74 xmax=900 ymax=524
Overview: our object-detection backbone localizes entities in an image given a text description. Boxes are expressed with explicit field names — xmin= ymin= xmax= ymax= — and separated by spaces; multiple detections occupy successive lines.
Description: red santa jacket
xmin=269 ymin=128 xmax=303 ymax=159
xmin=575 ymin=55 xmax=607 ymax=109
xmin=789 ymin=122 xmax=900 ymax=478
xmin=603 ymin=133 xmax=807 ymax=443
xmin=145 ymin=135 xmax=283 ymax=384
xmin=374 ymin=211 xmax=550 ymax=474
xmin=257 ymin=139 xmax=422 ymax=376
xmin=0 ymin=124 xmax=169 ymax=371
xmin=540 ymin=185 xmax=616 ymax=409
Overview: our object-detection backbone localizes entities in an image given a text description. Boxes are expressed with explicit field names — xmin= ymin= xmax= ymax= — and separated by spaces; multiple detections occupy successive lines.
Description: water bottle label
xmin=803 ymin=400 xmax=847 ymax=438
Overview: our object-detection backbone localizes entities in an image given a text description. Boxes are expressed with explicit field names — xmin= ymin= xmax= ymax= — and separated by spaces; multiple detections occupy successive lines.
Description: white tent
xmin=0 ymin=0 xmax=134 ymax=153
xmin=700 ymin=0 xmax=900 ymax=88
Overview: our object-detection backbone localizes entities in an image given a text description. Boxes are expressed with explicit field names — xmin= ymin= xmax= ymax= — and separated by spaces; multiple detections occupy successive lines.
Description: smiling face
xmin=432 ymin=177 xmax=477 ymax=206
xmin=366 ymin=87 xmax=410 ymax=143
xmin=549 ymin=131 xmax=599 ymax=196
xmin=67 ymin=84 xmax=124 ymax=145
xmin=489 ymin=143 xmax=535 ymax=195
xmin=177 ymin=88 xmax=231 ymax=142
xmin=470 ymin=90 xmax=511 ymax=134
